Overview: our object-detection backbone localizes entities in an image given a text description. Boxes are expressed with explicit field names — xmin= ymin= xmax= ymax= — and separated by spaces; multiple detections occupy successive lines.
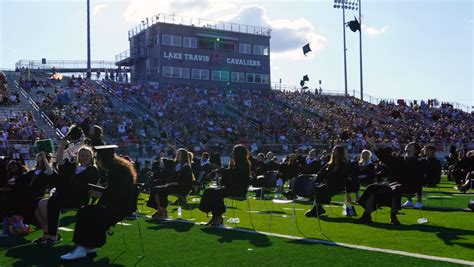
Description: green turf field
xmin=1 ymin=178 xmax=473 ymax=266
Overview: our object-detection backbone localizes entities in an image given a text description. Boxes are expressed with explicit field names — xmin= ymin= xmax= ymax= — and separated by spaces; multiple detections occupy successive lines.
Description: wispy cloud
xmin=228 ymin=5 xmax=327 ymax=60
xmin=92 ymin=4 xmax=108 ymax=16
xmin=362 ymin=25 xmax=390 ymax=37
xmin=124 ymin=1 xmax=327 ymax=60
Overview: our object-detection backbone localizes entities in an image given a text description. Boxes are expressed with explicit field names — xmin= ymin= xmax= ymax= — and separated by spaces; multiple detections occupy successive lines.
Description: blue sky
xmin=1 ymin=0 xmax=472 ymax=107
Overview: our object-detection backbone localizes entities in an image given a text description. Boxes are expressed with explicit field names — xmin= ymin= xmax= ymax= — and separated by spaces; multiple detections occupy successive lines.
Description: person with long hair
xmin=352 ymin=149 xmax=376 ymax=201
xmin=0 ymin=158 xmax=30 ymax=221
xmin=2 ymin=153 xmax=57 ymax=225
xmin=60 ymin=145 xmax=137 ymax=261
xmin=32 ymin=144 xmax=99 ymax=244
xmin=421 ymin=145 xmax=441 ymax=186
xmin=147 ymin=148 xmax=194 ymax=219
xmin=305 ymin=145 xmax=352 ymax=217
xmin=356 ymin=138 xmax=424 ymax=225
xmin=199 ymin=144 xmax=251 ymax=226
xmin=86 ymin=125 xmax=105 ymax=147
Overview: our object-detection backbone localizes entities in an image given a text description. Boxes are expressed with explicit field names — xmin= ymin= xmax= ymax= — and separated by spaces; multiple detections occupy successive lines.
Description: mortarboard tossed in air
xmin=300 ymin=80 xmax=305 ymax=87
xmin=94 ymin=145 xmax=118 ymax=161
xmin=347 ymin=17 xmax=361 ymax=32
xmin=302 ymin=43 xmax=312 ymax=56
xmin=303 ymin=75 xmax=309 ymax=82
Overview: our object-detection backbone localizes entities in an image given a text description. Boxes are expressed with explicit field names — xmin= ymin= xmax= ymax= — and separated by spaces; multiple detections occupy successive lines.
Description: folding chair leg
xmin=120 ymin=221 xmax=127 ymax=250
xmin=269 ymin=201 xmax=274 ymax=231
xmin=374 ymin=204 xmax=378 ymax=222
xmin=231 ymin=199 xmax=237 ymax=226
xmin=246 ymin=198 xmax=254 ymax=230
xmin=186 ymin=196 xmax=194 ymax=220
xmin=315 ymin=204 xmax=322 ymax=234
xmin=291 ymin=199 xmax=296 ymax=237
xmin=136 ymin=218 xmax=145 ymax=256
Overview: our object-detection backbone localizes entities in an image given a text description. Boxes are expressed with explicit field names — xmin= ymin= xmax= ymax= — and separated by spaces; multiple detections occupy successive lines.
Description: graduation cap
xmin=94 ymin=145 xmax=118 ymax=161
xmin=302 ymin=43 xmax=312 ymax=56
xmin=347 ymin=17 xmax=361 ymax=32
xmin=300 ymin=80 xmax=305 ymax=87
xmin=303 ymin=75 xmax=309 ymax=82
xmin=65 ymin=124 xmax=83 ymax=141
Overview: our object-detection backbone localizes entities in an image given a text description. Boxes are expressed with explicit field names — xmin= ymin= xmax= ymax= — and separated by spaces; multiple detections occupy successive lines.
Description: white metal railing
xmin=15 ymin=60 xmax=116 ymax=71
xmin=128 ymin=13 xmax=272 ymax=39
xmin=115 ymin=50 xmax=130 ymax=62
xmin=270 ymin=82 xmax=472 ymax=113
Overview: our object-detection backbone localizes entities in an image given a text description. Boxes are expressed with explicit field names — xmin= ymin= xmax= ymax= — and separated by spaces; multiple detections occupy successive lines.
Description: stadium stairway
xmin=2 ymin=75 xmax=61 ymax=140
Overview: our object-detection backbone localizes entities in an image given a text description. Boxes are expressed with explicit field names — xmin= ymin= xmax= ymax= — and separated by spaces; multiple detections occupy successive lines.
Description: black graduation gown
xmin=351 ymin=161 xmax=376 ymax=191
xmin=374 ymin=148 xmax=424 ymax=195
xmin=72 ymin=165 xmax=134 ymax=248
xmin=300 ymin=158 xmax=322 ymax=175
xmin=199 ymin=162 xmax=250 ymax=216
xmin=314 ymin=163 xmax=351 ymax=204
xmin=278 ymin=162 xmax=301 ymax=181
xmin=421 ymin=157 xmax=442 ymax=185
xmin=53 ymin=165 xmax=100 ymax=208
xmin=7 ymin=170 xmax=57 ymax=224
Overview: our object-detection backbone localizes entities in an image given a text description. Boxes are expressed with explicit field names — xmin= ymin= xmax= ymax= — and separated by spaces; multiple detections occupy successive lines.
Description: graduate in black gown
xmin=60 ymin=145 xmax=136 ymax=261
xmin=147 ymin=148 xmax=194 ymax=219
xmin=356 ymin=137 xmax=424 ymax=225
xmin=420 ymin=145 xmax=441 ymax=186
xmin=2 ymin=153 xmax=56 ymax=225
xmin=305 ymin=145 xmax=352 ymax=217
xmin=33 ymin=143 xmax=99 ymax=244
xmin=199 ymin=144 xmax=251 ymax=226
xmin=352 ymin=149 xmax=376 ymax=201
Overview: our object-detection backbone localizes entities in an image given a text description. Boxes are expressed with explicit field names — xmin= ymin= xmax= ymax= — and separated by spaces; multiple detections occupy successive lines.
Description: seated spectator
xmin=33 ymin=142 xmax=99 ymax=244
xmin=199 ymin=144 xmax=251 ymax=226
xmin=352 ymin=149 xmax=376 ymax=201
xmin=305 ymin=145 xmax=352 ymax=217
xmin=2 ymin=152 xmax=57 ymax=226
xmin=421 ymin=145 xmax=442 ymax=186
xmin=60 ymin=145 xmax=136 ymax=261
xmin=359 ymin=137 xmax=425 ymax=224
xmin=147 ymin=148 xmax=194 ymax=219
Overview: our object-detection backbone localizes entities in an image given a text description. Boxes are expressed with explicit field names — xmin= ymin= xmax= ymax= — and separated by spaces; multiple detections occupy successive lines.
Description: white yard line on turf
xmin=145 ymin=216 xmax=474 ymax=266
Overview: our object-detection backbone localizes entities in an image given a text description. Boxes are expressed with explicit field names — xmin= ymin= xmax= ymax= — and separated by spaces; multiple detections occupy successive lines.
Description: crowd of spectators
xmin=100 ymin=81 xmax=472 ymax=156
xmin=0 ymin=71 xmax=21 ymax=106
xmin=6 ymin=70 xmax=473 ymax=158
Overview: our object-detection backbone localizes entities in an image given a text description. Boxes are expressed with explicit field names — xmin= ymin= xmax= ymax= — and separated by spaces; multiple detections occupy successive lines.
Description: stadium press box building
xmin=116 ymin=14 xmax=271 ymax=89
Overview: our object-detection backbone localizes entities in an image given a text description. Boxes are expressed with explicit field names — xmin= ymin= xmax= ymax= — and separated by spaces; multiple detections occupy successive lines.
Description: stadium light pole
xmin=357 ymin=0 xmax=363 ymax=101
xmin=333 ymin=0 xmax=349 ymax=97
xmin=86 ymin=0 xmax=91 ymax=79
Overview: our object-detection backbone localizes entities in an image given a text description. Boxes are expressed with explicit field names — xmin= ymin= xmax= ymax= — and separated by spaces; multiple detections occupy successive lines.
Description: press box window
xmin=218 ymin=42 xmax=235 ymax=52
xmin=162 ymin=66 xmax=172 ymax=77
xmin=262 ymin=75 xmax=270 ymax=84
xmin=192 ymin=69 xmax=209 ymax=80
xmin=198 ymin=39 xmax=215 ymax=50
xmin=163 ymin=66 xmax=189 ymax=78
xmin=183 ymin=37 xmax=197 ymax=48
xmin=246 ymin=73 xmax=255 ymax=83
xmin=253 ymin=45 xmax=269 ymax=56
xmin=212 ymin=71 xmax=229 ymax=81
xmin=162 ymin=35 xmax=182 ymax=46
xmin=239 ymin=43 xmax=251 ymax=54
xmin=231 ymin=72 xmax=245 ymax=83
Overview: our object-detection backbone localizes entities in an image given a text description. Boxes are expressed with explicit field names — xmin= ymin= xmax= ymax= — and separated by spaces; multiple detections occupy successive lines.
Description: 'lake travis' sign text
xmin=163 ymin=52 xmax=261 ymax=67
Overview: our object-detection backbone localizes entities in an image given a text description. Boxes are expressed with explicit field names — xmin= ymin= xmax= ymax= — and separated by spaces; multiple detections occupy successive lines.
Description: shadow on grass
xmin=4 ymin=244 xmax=126 ymax=266
xmin=361 ymin=220 xmax=474 ymax=249
xmin=145 ymin=219 xmax=194 ymax=232
xmin=169 ymin=203 xmax=200 ymax=210
xmin=59 ymin=214 xmax=77 ymax=227
xmin=0 ymin=235 xmax=31 ymax=251
xmin=200 ymin=226 xmax=272 ymax=247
